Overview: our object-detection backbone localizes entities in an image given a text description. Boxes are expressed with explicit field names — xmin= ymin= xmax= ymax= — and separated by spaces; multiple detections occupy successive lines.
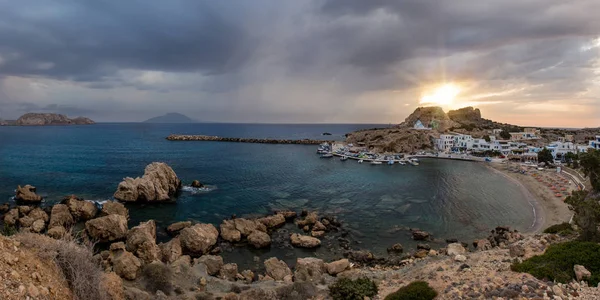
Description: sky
xmin=0 ymin=0 xmax=599 ymax=127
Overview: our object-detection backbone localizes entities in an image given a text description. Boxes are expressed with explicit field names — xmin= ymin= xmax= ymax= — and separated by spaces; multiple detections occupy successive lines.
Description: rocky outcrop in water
xmin=113 ymin=162 xmax=181 ymax=202
xmin=15 ymin=185 xmax=42 ymax=203
xmin=15 ymin=113 xmax=94 ymax=125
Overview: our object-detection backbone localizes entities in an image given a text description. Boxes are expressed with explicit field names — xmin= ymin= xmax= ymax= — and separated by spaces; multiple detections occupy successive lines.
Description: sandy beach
xmin=487 ymin=162 xmax=574 ymax=233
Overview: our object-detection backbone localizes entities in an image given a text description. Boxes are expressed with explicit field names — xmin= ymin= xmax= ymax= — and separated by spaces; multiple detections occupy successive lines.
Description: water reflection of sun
xmin=419 ymin=83 xmax=461 ymax=106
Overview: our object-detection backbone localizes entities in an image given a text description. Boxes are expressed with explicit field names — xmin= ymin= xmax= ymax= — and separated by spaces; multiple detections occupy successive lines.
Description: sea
xmin=0 ymin=123 xmax=534 ymax=268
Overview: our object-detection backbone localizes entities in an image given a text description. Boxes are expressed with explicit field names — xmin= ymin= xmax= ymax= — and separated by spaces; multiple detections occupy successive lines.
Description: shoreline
xmin=485 ymin=162 xmax=573 ymax=234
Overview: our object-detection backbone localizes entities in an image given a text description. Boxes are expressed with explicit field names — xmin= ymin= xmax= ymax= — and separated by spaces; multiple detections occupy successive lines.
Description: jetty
xmin=166 ymin=134 xmax=331 ymax=145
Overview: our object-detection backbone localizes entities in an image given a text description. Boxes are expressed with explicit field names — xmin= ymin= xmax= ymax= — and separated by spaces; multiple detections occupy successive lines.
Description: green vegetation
xmin=511 ymin=241 xmax=600 ymax=286
xmin=499 ymin=130 xmax=511 ymax=140
xmin=564 ymin=152 xmax=578 ymax=167
xmin=1 ymin=225 xmax=17 ymax=236
xmin=580 ymin=149 xmax=600 ymax=191
xmin=329 ymin=277 xmax=378 ymax=300
xmin=483 ymin=135 xmax=491 ymax=142
xmin=565 ymin=190 xmax=600 ymax=241
xmin=142 ymin=261 xmax=174 ymax=295
xmin=384 ymin=281 xmax=437 ymax=300
xmin=537 ymin=148 xmax=553 ymax=164
xmin=543 ymin=222 xmax=574 ymax=236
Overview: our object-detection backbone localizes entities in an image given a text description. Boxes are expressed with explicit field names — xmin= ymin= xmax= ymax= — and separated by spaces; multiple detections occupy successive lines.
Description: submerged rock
xmin=290 ymin=233 xmax=321 ymax=248
xmin=191 ymin=180 xmax=204 ymax=188
xmin=113 ymin=162 xmax=181 ymax=202
xmin=166 ymin=221 xmax=192 ymax=235
xmin=15 ymin=185 xmax=42 ymax=203
xmin=411 ymin=229 xmax=431 ymax=241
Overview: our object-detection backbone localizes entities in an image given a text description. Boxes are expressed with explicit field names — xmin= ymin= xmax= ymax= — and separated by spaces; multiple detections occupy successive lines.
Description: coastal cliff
xmin=15 ymin=113 xmax=95 ymax=126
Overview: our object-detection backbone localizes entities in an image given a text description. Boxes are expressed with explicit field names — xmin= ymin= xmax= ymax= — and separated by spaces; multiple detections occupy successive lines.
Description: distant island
xmin=1 ymin=113 xmax=95 ymax=126
xmin=143 ymin=112 xmax=196 ymax=123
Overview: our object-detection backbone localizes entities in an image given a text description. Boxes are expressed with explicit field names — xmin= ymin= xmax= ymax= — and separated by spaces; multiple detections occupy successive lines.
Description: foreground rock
xmin=294 ymin=257 xmax=325 ymax=282
xmin=48 ymin=204 xmax=74 ymax=229
xmin=63 ymin=195 xmax=98 ymax=220
xmin=85 ymin=214 xmax=128 ymax=242
xmin=110 ymin=243 xmax=141 ymax=280
xmin=15 ymin=185 xmax=42 ymax=203
xmin=264 ymin=258 xmax=292 ymax=281
xmin=101 ymin=201 xmax=129 ymax=218
xmin=247 ymin=231 xmax=271 ymax=248
xmin=113 ymin=162 xmax=181 ymax=202
xmin=290 ymin=233 xmax=321 ymax=248
xmin=325 ymin=259 xmax=350 ymax=275
xmin=126 ymin=220 xmax=161 ymax=263
xmin=179 ymin=223 xmax=218 ymax=255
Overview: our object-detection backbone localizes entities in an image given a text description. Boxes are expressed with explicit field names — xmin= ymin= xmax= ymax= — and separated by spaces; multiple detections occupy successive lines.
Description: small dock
xmin=166 ymin=134 xmax=332 ymax=145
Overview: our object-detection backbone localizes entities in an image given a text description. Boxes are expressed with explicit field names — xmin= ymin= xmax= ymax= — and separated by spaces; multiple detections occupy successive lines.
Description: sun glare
xmin=419 ymin=83 xmax=461 ymax=106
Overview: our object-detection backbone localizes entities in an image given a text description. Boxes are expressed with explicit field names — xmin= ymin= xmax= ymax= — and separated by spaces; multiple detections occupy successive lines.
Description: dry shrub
xmin=15 ymin=232 xmax=107 ymax=300
xmin=141 ymin=261 xmax=173 ymax=295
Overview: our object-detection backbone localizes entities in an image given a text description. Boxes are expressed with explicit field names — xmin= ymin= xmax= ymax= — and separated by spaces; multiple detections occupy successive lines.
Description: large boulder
xmin=15 ymin=185 xmax=42 ymax=203
xmin=113 ymin=162 xmax=181 ymax=202
xmin=159 ymin=237 xmax=182 ymax=264
xmin=294 ymin=257 xmax=325 ymax=282
xmin=234 ymin=218 xmax=267 ymax=236
xmin=18 ymin=216 xmax=34 ymax=228
xmin=179 ymin=223 xmax=218 ymax=256
xmin=411 ymin=229 xmax=431 ymax=241
xmin=126 ymin=220 xmax=161 ymax=263
xmin=31 ymin=219 xmax=46 ymax=233
xmin=48 ymin=204 xmax=75 ymax=229
xmin=101 ymin=201 xmax=129 ymax=218
xmin=220 ymin=220 xmax=241 ymax=242
xmin=85 ymin=214 xmax=128 ymax=242
xmin=195 ymin=255 xmax=224 ymax=276
xmin=264 ymin=257 xmax=292 ymax=281
xmin=290 ymin=233 xmax=321 ymax=248
xmin=574 ymin=265 xmax=591 ymax=282
xmin=219 ymin=263 xmax=238 ymax=281
xmin=28 ymin=208 xmax=49 ymax=223
xmin=325 ymin=259 xmax=350 ymax=275
xmin=47 ymin=226 xmax=67 ymax=239
xmin=3 ymin=208 xmax=19 ymax=226
xmin=447 ymin=243 xmax=466 ymax=256
xmin=247 ymin=231 xmax=271 ymax=248
xmin=112 ymin=249 xmax=142 ymax=280
xmin=63 ymin=196 xmax=98 ymax=220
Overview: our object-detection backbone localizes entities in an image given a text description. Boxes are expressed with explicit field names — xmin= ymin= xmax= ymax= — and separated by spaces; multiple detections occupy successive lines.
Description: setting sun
xmin=419 ymin=83 xmax=461 ymax=106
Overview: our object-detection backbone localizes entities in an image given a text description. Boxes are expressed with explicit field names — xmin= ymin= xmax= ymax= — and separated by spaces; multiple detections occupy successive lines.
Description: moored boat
xmin=340 ymin=155 xmax=348 ymax=161
xmin=320 ymin=153 xmax=333 ymax=158
xmin=371 ymin=161 xmax=383 ymax=165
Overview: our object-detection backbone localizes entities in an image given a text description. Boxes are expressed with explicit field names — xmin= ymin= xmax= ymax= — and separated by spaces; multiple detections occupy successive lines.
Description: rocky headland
xmin=13 ymin=113 xmax=95 ymax=126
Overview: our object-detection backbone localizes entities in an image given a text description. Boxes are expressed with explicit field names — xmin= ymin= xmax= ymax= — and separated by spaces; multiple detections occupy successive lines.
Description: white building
xmin=436 ymin=134 xmax=455 ymax=152
xmin=590 ymin=136 xmax=600 ymax=150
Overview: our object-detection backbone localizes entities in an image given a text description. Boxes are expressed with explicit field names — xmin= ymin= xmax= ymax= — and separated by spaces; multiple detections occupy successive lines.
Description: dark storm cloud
xmin=0 ymin=0 xmax=598 ymax=125
xmin=0 ymin=0 xmax=255 ymax=81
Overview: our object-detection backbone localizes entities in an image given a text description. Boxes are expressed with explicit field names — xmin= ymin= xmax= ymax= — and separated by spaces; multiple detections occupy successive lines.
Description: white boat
xmin=409 ymin=160 xmax=419 ymax=166
xmin=358 ymin=159 xmax=364 ymax=164
xmin=340 ymin=156 xmax=348 ymax=161
xmin=387 ymin=160 xmax=394 ymax=165
xmin=371 ymin=161 xmax=383 ymax=165
xmin=320 ymin=153 xmax=333 ymax=158
xmin=398 ymin=161 xmax=407 ymax=165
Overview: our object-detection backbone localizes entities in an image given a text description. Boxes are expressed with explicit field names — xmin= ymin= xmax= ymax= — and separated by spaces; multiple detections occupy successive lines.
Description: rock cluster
xmin=113 ymin=162 xmax=181 ymax=202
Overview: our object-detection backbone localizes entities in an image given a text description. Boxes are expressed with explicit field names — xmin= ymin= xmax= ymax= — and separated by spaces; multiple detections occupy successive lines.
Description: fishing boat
xmin=320 ymin=153 xmax=333 ymax=158
xmin=358 ymin=159 xmax=363 ymax=164
xmin=371 ymin=161 xmax=383 ymax=165
xmin=340 ymin=156 xmax=348 ymax=161
xmin=409 ymin=158 xmax=419 ymax=166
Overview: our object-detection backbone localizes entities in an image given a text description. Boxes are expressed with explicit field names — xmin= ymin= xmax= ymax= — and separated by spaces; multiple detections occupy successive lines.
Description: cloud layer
xmin=0 ymin=0 xmax=598 ymax=126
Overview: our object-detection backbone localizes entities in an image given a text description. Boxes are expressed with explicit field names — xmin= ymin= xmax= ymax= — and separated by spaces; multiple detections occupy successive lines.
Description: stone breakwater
xmin=166 ymin=134 xmax=332 ymax=145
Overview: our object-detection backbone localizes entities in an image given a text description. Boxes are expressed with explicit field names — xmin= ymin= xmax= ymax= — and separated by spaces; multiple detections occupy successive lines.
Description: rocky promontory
xmin=14 ymin=113 xmax=94 ymax=126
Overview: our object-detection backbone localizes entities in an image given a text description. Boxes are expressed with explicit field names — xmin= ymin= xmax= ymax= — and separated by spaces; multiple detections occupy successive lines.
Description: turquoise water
xmin=0 ymin=123 xmax=533 ymax=266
